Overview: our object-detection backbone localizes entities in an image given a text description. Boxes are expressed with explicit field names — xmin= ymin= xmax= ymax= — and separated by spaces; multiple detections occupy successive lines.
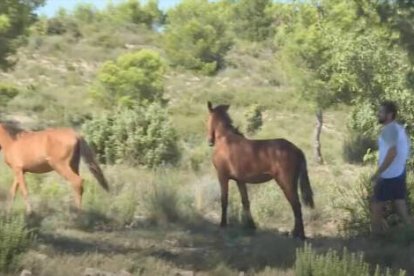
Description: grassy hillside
xmin=0 ymin=3 xmax=412 ymax=276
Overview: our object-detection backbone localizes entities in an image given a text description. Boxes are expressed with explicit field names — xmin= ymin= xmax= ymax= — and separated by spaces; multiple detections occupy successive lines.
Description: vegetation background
xmin=1 ymin=0 xmax=414 ymax=275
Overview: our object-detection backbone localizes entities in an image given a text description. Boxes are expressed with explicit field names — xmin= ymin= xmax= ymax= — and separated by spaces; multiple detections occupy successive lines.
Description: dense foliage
xmin=90 ymin=49 xmax=165 ymax=108
xmin=163 ymin=0 xmax=232 ymax=75
xmin=83 ymin=103 xmax=179 ymax=167
xmin=0 ymin=0 xmax=44 ymax=69
xmin=232 ymin=0 xmax=273 ymax=41
xmin=275 ymin=0 xmax=414 ymax=163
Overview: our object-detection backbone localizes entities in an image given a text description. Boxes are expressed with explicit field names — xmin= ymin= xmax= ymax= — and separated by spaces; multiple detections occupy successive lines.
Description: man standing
xmin=371 ymin=101 xmax=412 ymax=234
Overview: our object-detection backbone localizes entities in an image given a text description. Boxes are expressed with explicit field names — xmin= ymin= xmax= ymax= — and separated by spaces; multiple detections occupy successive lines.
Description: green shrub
xmin=83 ymin=103 xmax=180 ymax=167
xmin=46 ymin=12 xmax=81 ymax=38
xmin=90 ymin=49 xmax=165 ymax=108
xmin=0 ymin=82 xmax=19 ymax=107
xmin=163 ymin=0 xmax=233 ymax=75
xmin=337 ymin=172 xmax=372 ymax=237
xmin=0 ymin=214 xmax=32 ymax=272
xmin=29 ymin=17 xmax=48 ymax=36
xmin=245 ymin=104 xmax=263 ymax=135
xmin=296 ymin=243 xmax=406 ymax=276
xmin=46 ymin=18 xmax=66 ymax=35
xmin=342 ymin=132 xmax=377 ymax=164
xmin=103 ymin=0 xmax=163 ymax=27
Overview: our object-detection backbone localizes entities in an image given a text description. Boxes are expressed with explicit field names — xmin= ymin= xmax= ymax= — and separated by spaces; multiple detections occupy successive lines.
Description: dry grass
xmin=0 ymin=151 xmax=411 ymax=275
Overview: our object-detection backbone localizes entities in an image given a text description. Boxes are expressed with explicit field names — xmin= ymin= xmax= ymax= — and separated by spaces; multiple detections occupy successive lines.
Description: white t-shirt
xmin=378 ymin=121 xmax=410 ymax=179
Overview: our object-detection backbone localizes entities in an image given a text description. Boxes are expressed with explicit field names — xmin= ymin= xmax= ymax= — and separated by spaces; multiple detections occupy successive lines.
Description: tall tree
xmin=0 ymin=0 xmax=44 ymax=69
xmin=163 ymin=0 xmax=233 ymax=75
xmin=276 ymin=0 xmax=414 ymax=163
xmin=355 ymin=0 xmax=414 ymax=61
xmin=232 ymin=0 xmax=273 ymax=41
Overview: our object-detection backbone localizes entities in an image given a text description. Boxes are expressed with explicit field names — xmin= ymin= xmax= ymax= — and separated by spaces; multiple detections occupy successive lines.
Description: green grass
xmin=296 ymin=243 xmax=406 ymax=276
xmin=0 ymin=214 xmax=32 ymax=273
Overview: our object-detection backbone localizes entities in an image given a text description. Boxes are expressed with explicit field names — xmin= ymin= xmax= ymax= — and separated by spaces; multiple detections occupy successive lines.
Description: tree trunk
xmin=314 ymin=109 xmax=324 ymax=164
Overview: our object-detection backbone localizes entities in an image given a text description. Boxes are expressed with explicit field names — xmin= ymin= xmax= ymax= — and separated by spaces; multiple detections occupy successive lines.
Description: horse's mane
xmin=0 ymin=120 xmax=27 ymax=140
xmin=215 ymin=106 xmax=245 ymax=137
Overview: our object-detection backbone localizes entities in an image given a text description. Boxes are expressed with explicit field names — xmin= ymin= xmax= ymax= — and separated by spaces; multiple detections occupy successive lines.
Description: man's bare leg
xmin=394 ymin=199 xmax=414 ymax=227
xmin=371 ymin=201 xmax=389 ymax=234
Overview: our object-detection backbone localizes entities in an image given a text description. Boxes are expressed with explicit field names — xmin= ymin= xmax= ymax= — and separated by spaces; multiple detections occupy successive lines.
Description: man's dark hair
xmin=381 ymin=100 xmax=398 ymax=119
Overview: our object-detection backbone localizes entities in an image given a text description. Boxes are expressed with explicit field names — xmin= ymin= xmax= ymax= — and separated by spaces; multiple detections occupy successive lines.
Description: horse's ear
xmin=222 ymin=104 xmax=230 ymax=111
xmin=207 ymin=101 xmax=213 ymax=112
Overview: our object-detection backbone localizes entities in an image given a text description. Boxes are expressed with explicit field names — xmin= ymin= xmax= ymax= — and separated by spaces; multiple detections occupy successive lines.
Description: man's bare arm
xmin=375 ymin=146 xmax=397 ymax=177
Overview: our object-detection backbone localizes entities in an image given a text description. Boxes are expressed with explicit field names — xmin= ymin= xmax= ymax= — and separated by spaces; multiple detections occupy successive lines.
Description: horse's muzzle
xmin=208 ymin=139 xmax=214 ymax=147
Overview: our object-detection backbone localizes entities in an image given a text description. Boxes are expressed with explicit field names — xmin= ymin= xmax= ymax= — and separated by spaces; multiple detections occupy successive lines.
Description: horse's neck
xmin=215 ymin=126 xmax=244 ymax=144
xmin=0 ymin=130 xmax=14 ymax=150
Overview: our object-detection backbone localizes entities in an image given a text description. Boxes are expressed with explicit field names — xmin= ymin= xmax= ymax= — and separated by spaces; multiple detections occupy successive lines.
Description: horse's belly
xmin=234 ymin=174 xmax=273 ymax=184
xmin=24 ymin=162 xmax=53 ymax=173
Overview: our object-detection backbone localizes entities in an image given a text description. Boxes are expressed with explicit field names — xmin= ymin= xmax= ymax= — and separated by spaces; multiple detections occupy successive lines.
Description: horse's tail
xmin=79 ymin=137 xmax=109 ymax=192
xmin=298 ymin=150 xmax=314 ymax=208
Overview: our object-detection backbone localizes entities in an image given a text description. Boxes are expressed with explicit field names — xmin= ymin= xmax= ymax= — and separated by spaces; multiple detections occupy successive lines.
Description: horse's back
xmin=213 ymin=137 xmax=302 ymax=181
xmin=6 ymin=128 xmax=80 ymax=170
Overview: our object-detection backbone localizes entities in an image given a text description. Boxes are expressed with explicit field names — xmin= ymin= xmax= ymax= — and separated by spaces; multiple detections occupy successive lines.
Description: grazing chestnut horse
xmin=0 ymin=121 xmax=109 ymax=213
xmin=207 ymin=102 xmax=314 ymax=239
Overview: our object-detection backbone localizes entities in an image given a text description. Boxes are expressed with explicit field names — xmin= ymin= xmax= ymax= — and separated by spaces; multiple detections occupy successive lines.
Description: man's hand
xmin=370 ymin=172 xmax=380 ymax=184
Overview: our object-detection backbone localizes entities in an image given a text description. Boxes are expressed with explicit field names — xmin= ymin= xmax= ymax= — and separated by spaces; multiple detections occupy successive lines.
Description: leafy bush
xmin=29 ymin=17 xmax=48 ymax=36
xmin=342 ymin=132 xmax=377 ymax=164
xmin=337 ymin=172 xmax=373 ymax=237
xmin=46 ymin=10 xmax=81 ymax=38
xmin=296 ymin=243 xmax=406 ymax=276
xmin=90 ymin=49 xmax=165 ymax=108
xmin=0 ymin=215 xmax=32 ymax=272
xmin=104 ymin=0 xmax=163 ymax=27
xmin=0 ymin=82 xmax=19 ymax=107
xmin=163 ymin=0 xmax=233 ymax=75
xmin=245 ymin=104 xmax=263 ymax=135
xmin=83 ymin=103 xmax=180 ymax=167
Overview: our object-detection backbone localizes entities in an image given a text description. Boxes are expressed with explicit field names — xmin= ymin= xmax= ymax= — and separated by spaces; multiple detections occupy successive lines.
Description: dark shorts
xmin=373 ymin=171 xmax=407 ymax=202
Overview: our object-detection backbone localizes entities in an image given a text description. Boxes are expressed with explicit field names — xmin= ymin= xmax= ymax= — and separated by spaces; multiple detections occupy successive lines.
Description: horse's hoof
xmin=291 ymin=231 xmax=306 ymax=241
xmin=281 ymin=231 xmax=290 ymax=237
xmin=245 ymin=221 xmax=256 ymax=230
xmin=297 ymin=235 xmax=306 ymax=241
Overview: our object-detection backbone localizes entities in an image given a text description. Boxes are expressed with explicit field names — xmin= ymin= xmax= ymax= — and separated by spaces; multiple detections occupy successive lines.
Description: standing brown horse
xmin=207 ymin=102 xmax=314 ymax=239
xmin=0 ymin=121 xmax=109 ymax=213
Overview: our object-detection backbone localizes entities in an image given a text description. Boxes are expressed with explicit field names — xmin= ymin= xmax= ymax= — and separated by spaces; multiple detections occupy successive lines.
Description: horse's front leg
xmin=15 ymin=169 xmax=32 ymax=214
xmin=236 ymin=181 xmax=256 ymax=229
xmin=218 ymin=175 xmax=229 ymax=227
xmin=7 ymin=176 xmax=18 ymax=212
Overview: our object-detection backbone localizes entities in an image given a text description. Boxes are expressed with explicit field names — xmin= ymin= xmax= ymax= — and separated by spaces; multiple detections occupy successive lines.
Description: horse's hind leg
xmin=70 ymin=140 xmax=81 ymax=174
xmin=236 ymin=181 xmax=256 ymax=229
xmin=275 ymin=173 xmax=305 ymax=239
xmin=218 ymin=174 xmax=229 ymax=227
xmin=53 ymin=164 xmax=84 ymax=209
